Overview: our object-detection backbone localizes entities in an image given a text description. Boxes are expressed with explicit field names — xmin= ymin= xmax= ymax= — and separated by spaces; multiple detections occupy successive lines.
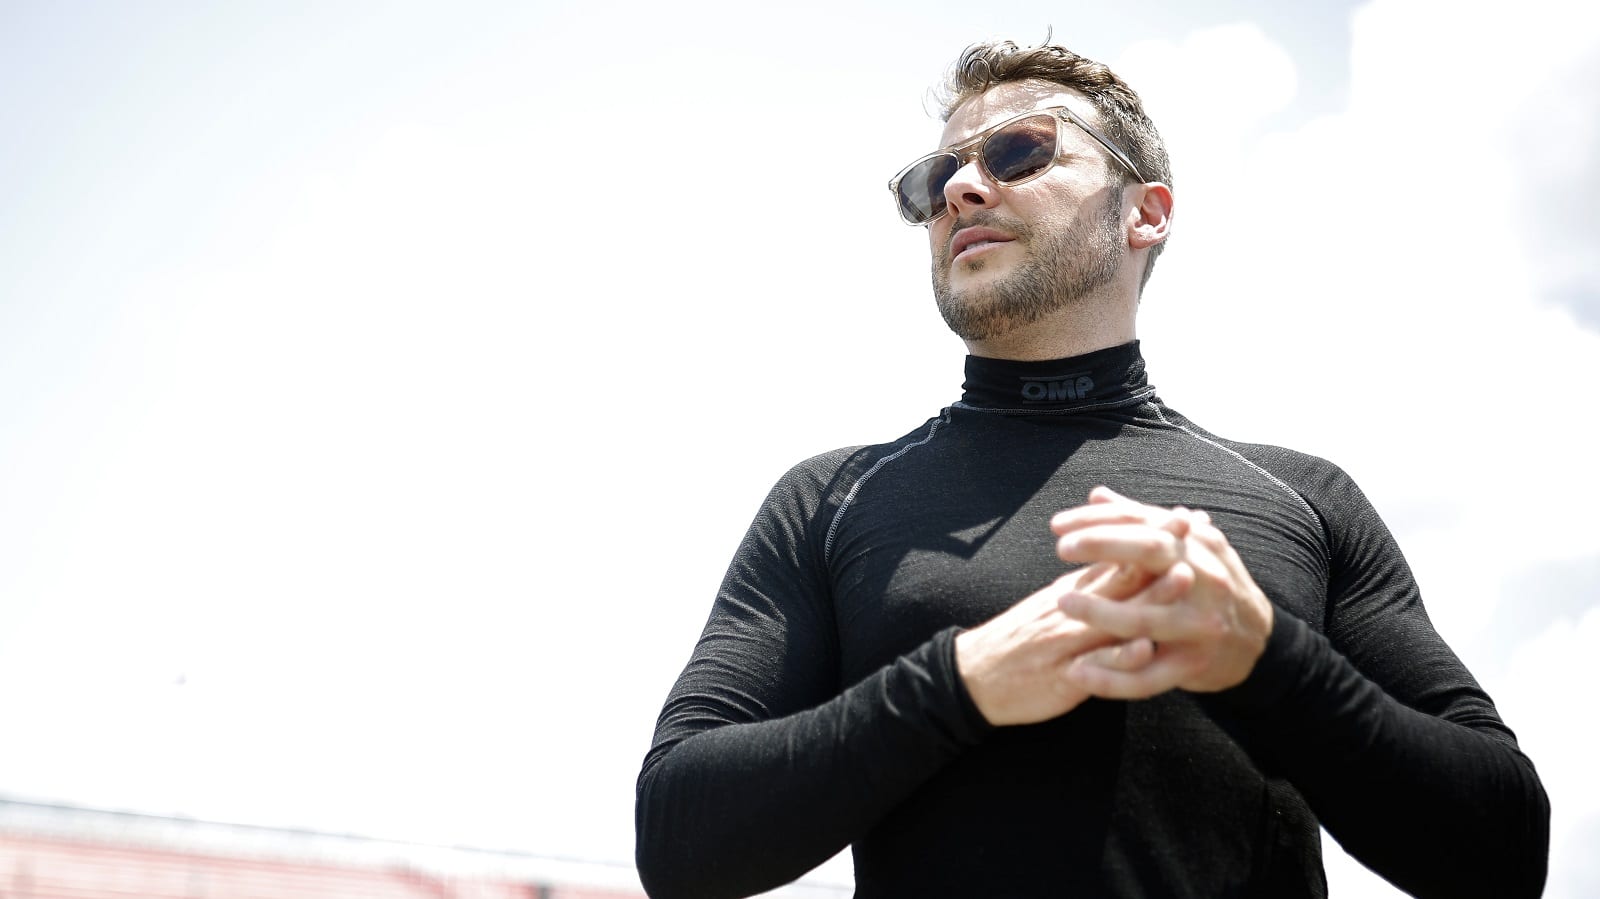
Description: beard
xmin=932 ymin=189 xmax=1124 ymax=341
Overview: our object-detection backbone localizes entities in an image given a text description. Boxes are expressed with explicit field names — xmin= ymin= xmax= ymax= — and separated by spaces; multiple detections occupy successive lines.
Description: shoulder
xmin=1161 ymin=408 xmax=1382 ymax=537
xmin=748 ymin=413 xmax=952 ymax=521
xmin=747 ymin=414 xmax=951 ymax=553
xmin=1161 ymin=406 xmax=1351 ymax=489
xmin=770 ymin=413 xmax=952 ymax=498
xmin=1221 ymin=439 xmax=1356 ymax=499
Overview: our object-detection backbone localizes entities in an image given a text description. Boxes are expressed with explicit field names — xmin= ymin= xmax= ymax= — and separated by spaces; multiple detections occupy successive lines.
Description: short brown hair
xmin=935 ymin=39 xmax=1172 ymax=288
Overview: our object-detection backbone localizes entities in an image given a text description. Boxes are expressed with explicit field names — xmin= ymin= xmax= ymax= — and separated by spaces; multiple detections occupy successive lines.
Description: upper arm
xmin=1311 ymin=463 xmax=1516 ymax=739
xmin=642 ymin=450 xmax=863 ymax=775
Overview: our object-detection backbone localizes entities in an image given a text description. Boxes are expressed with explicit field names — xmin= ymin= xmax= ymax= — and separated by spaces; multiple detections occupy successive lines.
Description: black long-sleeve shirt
xmin=636 ymin=342 xmax=1549 ymax=898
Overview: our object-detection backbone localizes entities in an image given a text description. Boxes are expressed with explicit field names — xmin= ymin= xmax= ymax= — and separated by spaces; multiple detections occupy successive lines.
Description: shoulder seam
xmin=823 ymin=410 xmax=950 ymax=566
xmin=1148 ymin=404 xmax=1324 ymax=531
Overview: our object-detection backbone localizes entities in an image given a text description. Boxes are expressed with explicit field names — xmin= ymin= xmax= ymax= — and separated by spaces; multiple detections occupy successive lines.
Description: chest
xmin=825 ymin=422 xmax=1330 ymax=683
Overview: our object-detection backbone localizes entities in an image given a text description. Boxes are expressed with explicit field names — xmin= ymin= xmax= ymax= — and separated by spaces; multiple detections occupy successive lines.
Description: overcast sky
xmin=2 ymin=1 xmax=1597 ymax=896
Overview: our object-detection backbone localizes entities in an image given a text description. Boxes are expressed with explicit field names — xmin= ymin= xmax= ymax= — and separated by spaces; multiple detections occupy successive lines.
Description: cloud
xmin=1116 ymin=4 xmax=1600 ymax=895
xmin=1498 ymin=605 xmax=1600 ymax=896
xmin=1507 ymin=46 xmax=1600 ymax=330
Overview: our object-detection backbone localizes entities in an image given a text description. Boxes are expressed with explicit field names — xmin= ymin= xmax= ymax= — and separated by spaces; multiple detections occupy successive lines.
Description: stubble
xmin=932 ymin=190 xmax=1124 ymax=341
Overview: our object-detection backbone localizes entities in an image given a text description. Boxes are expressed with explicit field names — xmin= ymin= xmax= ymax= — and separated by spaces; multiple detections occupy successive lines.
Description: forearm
xmin=635 ymin=628 xmax=990 ymax=899
xmin=1211 ymin=613 xmax=1549 ymax=898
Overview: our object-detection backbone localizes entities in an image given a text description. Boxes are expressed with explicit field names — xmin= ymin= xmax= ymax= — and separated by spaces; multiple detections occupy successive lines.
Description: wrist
xmin=953 ymin=628 xmax=993 ymax=724
xmin=940 ymin=623 xmax=992 ymax=729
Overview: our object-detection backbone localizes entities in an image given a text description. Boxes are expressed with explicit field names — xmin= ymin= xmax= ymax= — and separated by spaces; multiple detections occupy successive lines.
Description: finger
xmin=1066 ymin=652 xmax=1186 ymax=700
xmin=1057 ymin=588 xmax=1192 ymax=642
xmin=1028 ymin=566 xmax=1116 ymax=614
xmin=1050 ymin=503 xmax=1170 ymax=536
xmin=1088 ymin=485 xmax=1133 ymax=505
xmin=1185 ymin=512 xmax=1252 ymax=579
xmin=1072 ymin=637 xmax=1156 ymax=672
xmin=1089 ymin=488 xmax=1197 ymax=537
xmin=1041 ymin=563 xmax=1152 ymax=616
xmin=1173 ymin=520 xmax=1238 ymax=582
xmin=1054 ymin=496 xmax=1196 ymax=538
xmin=1076 ymin=562 xmax=1156 ymax=601
xmin=1185 ymin=513 xmax=1228 ymax=550
xmin=1129 ymin=560 xmax=1194 ymax=606
xmin=1058 ymin=562 xmax=1190 ymax=624
xmin=1057 ymin=523 xmax=1184 ymax=572
xmin=1062 ymin=561 xmax=1121 ymax=593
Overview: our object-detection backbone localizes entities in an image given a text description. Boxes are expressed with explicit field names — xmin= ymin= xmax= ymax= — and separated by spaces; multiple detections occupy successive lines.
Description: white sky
xmin=2 ymin=1 xmax=1598 ymax=896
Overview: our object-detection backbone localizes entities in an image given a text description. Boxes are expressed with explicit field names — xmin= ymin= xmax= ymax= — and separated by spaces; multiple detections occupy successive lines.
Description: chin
xmin=948 ymin=259 xmax=1008 ymax=292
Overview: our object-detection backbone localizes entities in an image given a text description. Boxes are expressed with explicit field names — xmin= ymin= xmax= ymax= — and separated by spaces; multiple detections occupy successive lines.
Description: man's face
xmin=929 ymin=81 xmax=1129 ymax=342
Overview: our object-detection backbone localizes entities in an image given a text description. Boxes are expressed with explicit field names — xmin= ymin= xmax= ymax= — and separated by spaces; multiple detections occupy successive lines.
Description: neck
xmin=959 ymin=340 xmax=1152 ymax=410
xmin=960 ymin=300 xmax=1137 ymax=362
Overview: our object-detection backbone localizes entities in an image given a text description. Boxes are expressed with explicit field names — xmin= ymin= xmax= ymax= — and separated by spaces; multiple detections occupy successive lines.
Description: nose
xmin=942 ymin=154 xmax=1000 ymax=221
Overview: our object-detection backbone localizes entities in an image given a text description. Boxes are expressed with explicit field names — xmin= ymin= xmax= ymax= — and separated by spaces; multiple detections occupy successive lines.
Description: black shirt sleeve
xmin=1212 ymin=452 xmax=1550 ymax=898
xmin=634 ymin=452 xmax=991 ymax=899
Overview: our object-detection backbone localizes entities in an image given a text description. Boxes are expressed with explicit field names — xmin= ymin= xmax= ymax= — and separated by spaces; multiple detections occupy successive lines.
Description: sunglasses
xmin=888 ymin=106 xmax=1147 ymax=226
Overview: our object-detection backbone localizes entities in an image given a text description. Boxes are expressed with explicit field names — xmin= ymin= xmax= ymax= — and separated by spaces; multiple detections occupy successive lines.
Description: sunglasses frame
xmin=888 ymin=106 xmax=1149 ymax=226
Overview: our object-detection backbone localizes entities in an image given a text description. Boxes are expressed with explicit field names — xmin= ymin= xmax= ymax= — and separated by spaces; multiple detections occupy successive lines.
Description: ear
xmin=1127 ymin=182 xmax=1173 ymax=250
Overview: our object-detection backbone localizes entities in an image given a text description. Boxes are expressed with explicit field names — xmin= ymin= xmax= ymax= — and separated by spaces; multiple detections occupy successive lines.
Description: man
xmin=635 ymin=39 xmax=1549 ymax=898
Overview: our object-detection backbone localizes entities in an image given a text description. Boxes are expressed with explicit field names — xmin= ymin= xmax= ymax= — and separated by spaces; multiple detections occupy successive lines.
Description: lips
xmin=950 ymin=226 xmax=1015 ymax=261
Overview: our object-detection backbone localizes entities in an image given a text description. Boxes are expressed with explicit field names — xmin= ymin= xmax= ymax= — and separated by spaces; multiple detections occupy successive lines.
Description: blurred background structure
xmin=0 ymin=796 xmax=649 ymax=898
xmin=0 ymin=797 xmax=851 ymax=897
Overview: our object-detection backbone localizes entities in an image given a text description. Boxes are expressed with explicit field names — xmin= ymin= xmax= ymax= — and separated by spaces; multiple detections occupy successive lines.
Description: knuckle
xmin=1156 ymin=574 xmax=1185 ymax=602
xmin=1050 ymin=674 xmax=1077 ymax=699
xmin=1131 ymin=613 xmax=1155 ymax=639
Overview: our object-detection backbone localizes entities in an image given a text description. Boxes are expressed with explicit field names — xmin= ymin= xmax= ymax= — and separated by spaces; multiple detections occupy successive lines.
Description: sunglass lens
xmin=898 ymin=154 xmax=959 ymax=224
xmin=983 ymin=115 xmax=1057 ymax=183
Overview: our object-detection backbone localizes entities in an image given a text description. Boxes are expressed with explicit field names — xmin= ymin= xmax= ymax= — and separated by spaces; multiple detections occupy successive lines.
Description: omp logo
xmin=1020 ymin=372 xmax=1094 ymax=402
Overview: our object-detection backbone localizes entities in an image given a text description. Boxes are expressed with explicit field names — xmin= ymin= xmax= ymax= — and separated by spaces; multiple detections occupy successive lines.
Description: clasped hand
xmin=955 ymin=487 xmax=1273 ymax=726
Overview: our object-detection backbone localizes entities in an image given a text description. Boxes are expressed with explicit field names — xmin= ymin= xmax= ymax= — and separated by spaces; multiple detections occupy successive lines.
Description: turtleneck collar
xmin=957 ymin=341 xmax=1154 ymax=411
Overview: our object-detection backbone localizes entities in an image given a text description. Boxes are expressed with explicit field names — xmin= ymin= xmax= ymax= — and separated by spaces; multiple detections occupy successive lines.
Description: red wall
xmin=0 ymin=831 xmax=644 ymax=899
